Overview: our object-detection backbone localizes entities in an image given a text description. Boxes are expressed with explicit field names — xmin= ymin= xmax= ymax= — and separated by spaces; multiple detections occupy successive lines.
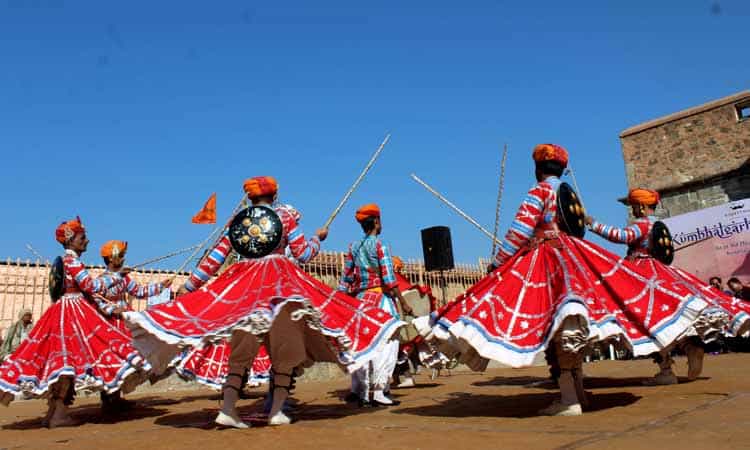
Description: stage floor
xmin=2 ymin=353 xmax=749 ymax=450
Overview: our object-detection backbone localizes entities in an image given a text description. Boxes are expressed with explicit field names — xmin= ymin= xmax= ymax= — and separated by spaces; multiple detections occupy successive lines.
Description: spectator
xmin=0 ymin=308 xmax=33 ymax=360
xmin=727 ymin=278 xmax=750 ymax=301
xmin=709 ymin=276 xmax=724 ymax=292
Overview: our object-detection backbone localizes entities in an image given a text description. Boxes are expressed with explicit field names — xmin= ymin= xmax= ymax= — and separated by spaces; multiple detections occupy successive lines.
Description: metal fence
xmin=0 ymin=254 xmax=487 ymax=332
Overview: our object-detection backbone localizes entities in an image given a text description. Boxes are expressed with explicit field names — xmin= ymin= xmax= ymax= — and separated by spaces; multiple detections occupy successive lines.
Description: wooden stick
xmin=565 ymin=164 xmax=587 ymax=212
xmin=174 ymin=225 xmax=223 ymax=274
xmin=25 ymin=244 xmax=46 ymax=261
xmin=130 ymin=244 xmax=203 ymax=269
xmin=491 ymin=144 xmax=508 ymax=257
xmin=410 ymin=173 xmax=502 ymax=246
xmin=323 ymin=134 xmax=391 ymax=230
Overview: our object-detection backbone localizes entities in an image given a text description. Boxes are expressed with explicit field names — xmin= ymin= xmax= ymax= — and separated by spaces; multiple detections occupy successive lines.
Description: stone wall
xmin=660 ymin=167 xmax=750 ymax=217
xmin=620 ymin=91 xmax=750 ymax=198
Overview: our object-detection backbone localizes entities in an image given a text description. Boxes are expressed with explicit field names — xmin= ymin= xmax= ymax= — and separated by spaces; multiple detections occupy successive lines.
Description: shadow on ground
xmin=325 ymin=383 xmax=442 ymax=401
xmin=2 ymin=404 xmax=169 ymax=430
xmin=474 ymin=375 xmax=711 ymax=390
xmin=393 ymin=391 xmax=641 ymax=418
xmin=153 ymin=394 xmax=388 ymax=429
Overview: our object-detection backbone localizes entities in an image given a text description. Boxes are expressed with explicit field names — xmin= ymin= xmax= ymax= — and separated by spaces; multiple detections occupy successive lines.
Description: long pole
xmin=565 ymin=164 xmax=587 ymax=212
xmin=25 ymin=244 xmax=46 ymax=261
xmin=491 ymin=144 xmax=508 ymax=257
xmin=130 ymin=244 xmax=203 ymax=269
xmin=174 ymin=225 xmax=223 ymax=274
xmin=410 ymin=173 xmax=502 ymax=246
xmin=323 ymin=133 xmax=391 ymax=230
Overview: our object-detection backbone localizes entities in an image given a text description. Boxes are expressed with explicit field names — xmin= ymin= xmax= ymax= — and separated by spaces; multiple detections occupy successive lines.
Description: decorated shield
xmin=49 ymin=256 xmax=65 ymax=301
xmin=228 ymin=205 xmax=283 ymax=259
xmin=556 ymin=182 xmax=586 ymax=238
xmin=650 ymin=221 xmax=674 ymax=265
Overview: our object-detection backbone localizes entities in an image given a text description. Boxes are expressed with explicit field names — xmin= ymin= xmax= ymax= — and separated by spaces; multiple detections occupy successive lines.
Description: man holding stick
xmin=339 ymin=204 xmax=413 ymax=407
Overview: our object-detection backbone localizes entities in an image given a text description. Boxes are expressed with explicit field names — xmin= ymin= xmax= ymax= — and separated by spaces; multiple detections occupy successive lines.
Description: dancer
xmin=125 ymin=177 xmax=402 ymax=428
xmin=339 ymin=204 xmax=413 ymax=407
xmin=98 ymin=240 xmax=171 ymax=333
xmin=0 ymin=217 xmax=149 ymax=427
xmin=97 ymin=240 xmax=171 ymax=412
xmin=417 ymin=144 xmax=710 ymax=416
xmin=586 ymin=188 xmax=744 ymax=383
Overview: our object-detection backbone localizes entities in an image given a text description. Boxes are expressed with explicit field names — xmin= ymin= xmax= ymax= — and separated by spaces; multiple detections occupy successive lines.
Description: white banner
xmin=663 ymin=198 xmax=750 ymax=285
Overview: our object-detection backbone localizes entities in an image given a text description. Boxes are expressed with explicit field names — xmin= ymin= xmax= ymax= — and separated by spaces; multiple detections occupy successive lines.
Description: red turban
xmin=100 ymin=240 xmax=128 ymax=258
xmin=627 ymin=188 xmax=660 ymax=206
xmin=532 ymin=144 xmax=569 ymax=168
xmin=55 ymin=216 xmax=85 ymax=244
xmin=243 ymin=176 xmax=278 ymax=198
xmin=355 ymin=203 xmax=381 ymax=223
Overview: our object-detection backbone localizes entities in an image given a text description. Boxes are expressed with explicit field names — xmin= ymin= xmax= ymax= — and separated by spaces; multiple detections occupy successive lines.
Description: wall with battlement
xmin=0 ymin=253 xmax=486 ymax=332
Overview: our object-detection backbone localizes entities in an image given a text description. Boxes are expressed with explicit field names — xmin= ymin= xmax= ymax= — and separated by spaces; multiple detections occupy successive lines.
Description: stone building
xmin=619 ymin=90 xmax=750 ymax=217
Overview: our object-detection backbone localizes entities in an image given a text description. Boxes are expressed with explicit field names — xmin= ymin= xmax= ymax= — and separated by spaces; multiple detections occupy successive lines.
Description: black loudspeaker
xmin=421 ymin=226 xmax=455 ymax=272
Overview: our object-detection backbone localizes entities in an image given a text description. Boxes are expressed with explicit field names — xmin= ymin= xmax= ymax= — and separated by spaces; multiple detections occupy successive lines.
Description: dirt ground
xmin=2 ymin=353 xmax=750 ymax=450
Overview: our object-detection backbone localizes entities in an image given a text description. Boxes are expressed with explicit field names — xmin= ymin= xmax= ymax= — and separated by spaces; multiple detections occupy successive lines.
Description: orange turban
xmin=355 ymin=203 xmax=380 ymax=223
xmin=392 ymin=256 xmax=404 ymax=273
xmin=627 ymin=188 xmax=660 ymax=206
xmin=532 ymin=143 xmax=569 ymax=168
xmin=100 ymin=240 xmax=128 ymax=258
xmin=55 ymin=216 xmax=85 ymax=244
xmin=243 ymin=176 xmax=278 ymax=198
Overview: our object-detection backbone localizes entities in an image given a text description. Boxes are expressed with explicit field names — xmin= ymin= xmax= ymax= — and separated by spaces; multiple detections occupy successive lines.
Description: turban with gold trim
xmin=100 ymin=240 xmax=128 ymax=259
xmin=55 ymin=216 xmax=85 ymax=244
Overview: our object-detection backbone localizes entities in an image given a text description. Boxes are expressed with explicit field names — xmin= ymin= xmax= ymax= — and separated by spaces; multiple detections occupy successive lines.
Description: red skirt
xmin=175 ymin=342 xmax=271 ymax=389
xmin=426 ymin=235 xmax=708 ymax=368
xmin=662 ymin=265 xmax=748 ymax=338
xmin=107 ymin=305 xmax=133 ymax=335
xmin=125 ymin=255 xmax=402 ymax=374
xmin=574 ymin=239 xmax=727 ymax=345
xmin=0 ymin=294 xmax=150 ymax=405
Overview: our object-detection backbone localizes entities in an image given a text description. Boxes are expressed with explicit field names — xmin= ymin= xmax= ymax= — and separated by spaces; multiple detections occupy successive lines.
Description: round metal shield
xmin=650 ymin=221 xmax=674 ymax=265
xmin=49 ymin=256 xmax=65 ymax=301
xmin=228 ymin=205 xmax=283 ymax=259
xmin=556 ymin=182 xmax=586 ymax=239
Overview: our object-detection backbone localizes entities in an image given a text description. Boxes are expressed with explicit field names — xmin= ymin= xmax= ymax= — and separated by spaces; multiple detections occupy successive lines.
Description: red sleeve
xmin=185 ymin=234 xmax=232 ymax=292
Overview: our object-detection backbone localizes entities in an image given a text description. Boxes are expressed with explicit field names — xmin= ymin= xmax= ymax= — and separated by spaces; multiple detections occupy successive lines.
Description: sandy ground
xmin=2 ymin=354 xmax=750 ymax=450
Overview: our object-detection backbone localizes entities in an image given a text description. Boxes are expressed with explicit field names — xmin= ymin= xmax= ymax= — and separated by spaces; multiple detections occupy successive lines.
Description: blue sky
xmin=1 ymin=1 xmax=747 ymax=269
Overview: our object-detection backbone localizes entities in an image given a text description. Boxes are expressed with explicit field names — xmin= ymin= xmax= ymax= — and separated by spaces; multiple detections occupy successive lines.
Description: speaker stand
xmin=440 ymin=270 xmax=448 ymax=307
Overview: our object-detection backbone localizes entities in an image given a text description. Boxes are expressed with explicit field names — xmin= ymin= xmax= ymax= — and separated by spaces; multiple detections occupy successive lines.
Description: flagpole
xmin=174 ymin=194 xmax=247 ymax=274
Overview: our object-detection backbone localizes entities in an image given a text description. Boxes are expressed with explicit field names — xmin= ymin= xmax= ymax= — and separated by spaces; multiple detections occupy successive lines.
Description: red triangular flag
xmin=192 ymin=193 xmax=217 ymax=224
